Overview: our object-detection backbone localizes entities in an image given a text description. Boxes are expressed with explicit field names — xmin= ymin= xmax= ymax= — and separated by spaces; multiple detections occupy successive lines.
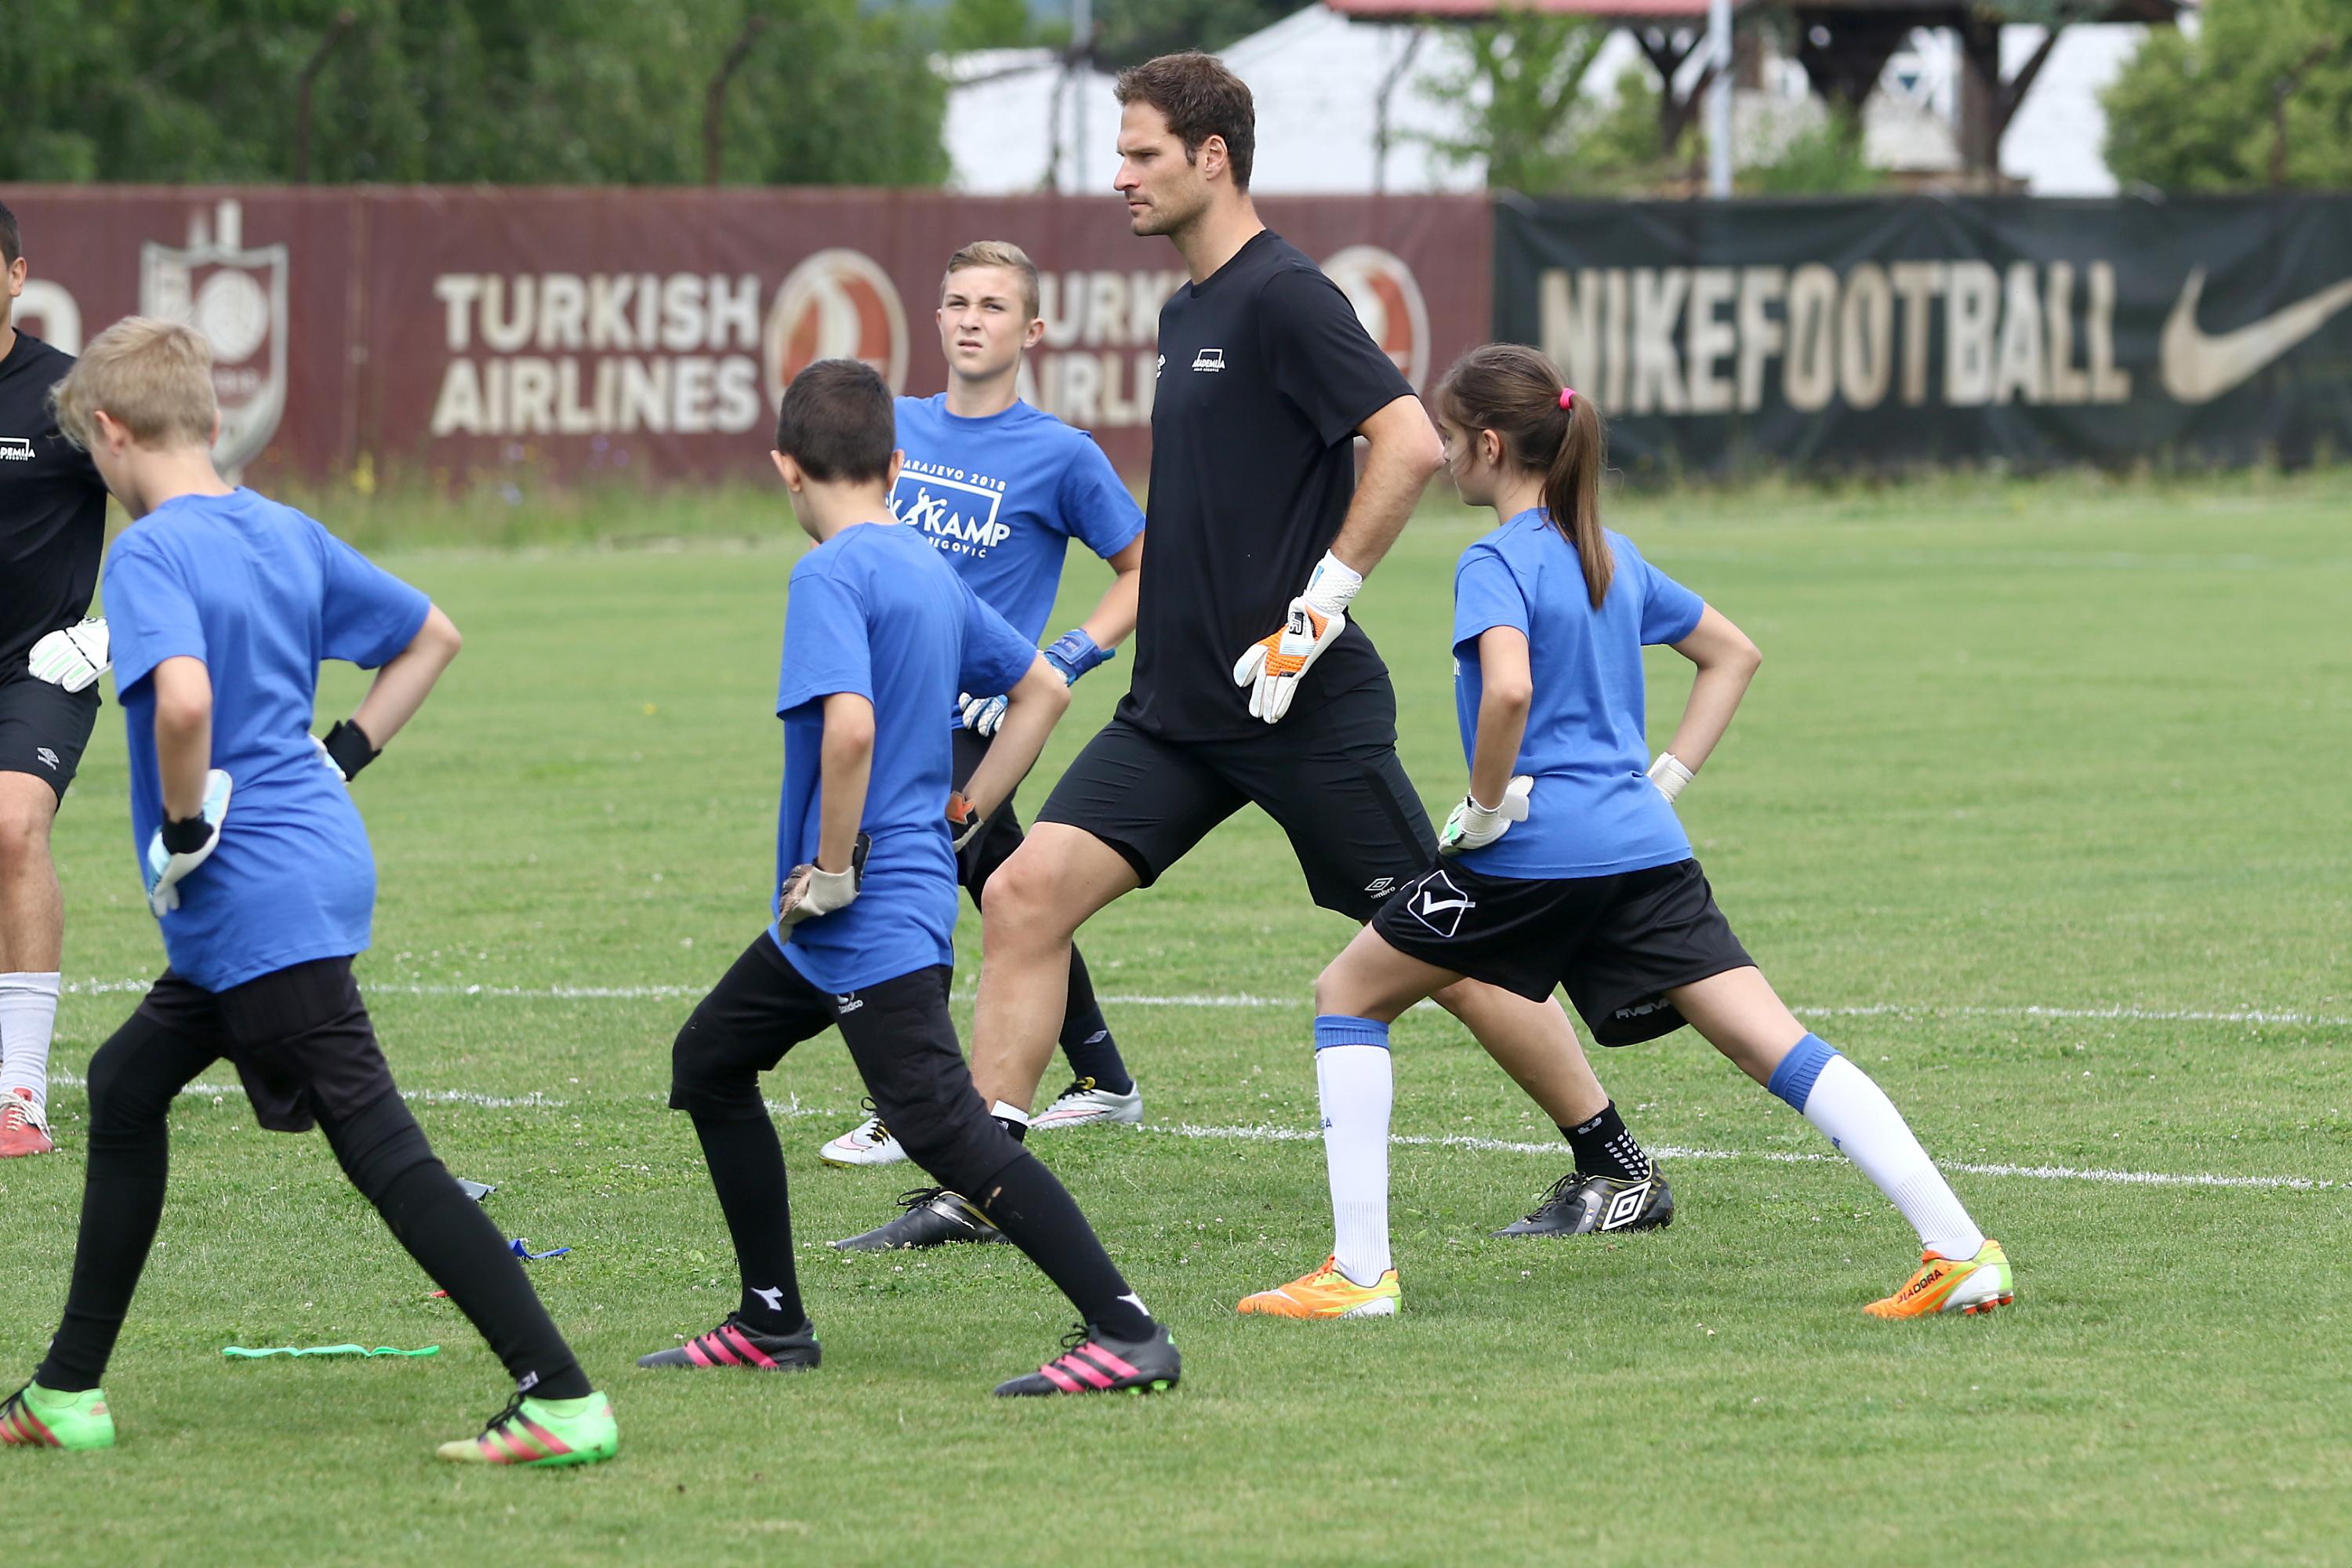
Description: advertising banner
xmin=1494 ymin=194 xmax=2352 ymax=474
xmin=3 ymin=186 xmax=1490 ymax=485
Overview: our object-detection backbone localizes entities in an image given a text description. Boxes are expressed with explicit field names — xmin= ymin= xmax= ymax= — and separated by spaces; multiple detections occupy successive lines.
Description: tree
xmin=1086 ymin=0 xmax=1298 ymax=70
xmin=1413 ymin=11 xmax=1612 ymax=194
xmin=2103 ymin=0 xmax=2352 ymax=191
xmin=0 ymin=0 xmax=949 ymax=187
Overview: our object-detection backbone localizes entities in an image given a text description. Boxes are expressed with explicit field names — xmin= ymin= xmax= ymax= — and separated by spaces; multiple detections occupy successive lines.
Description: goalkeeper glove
xmin=1042 ymin=627 xmax=1114 ymax=684
xmin=1232 ymin=550 xmax=1361 ymax=724
xmin=957 ymin=691 xmax=1008 ymax=737
xmin=28 ymin=617 xmax=110 ymax=693
xmin=1646 ymin=752 xmax=1693 ymax=804
xmin=144 ymin=768 xmax=233 ymax=917
xmin=312 ymin=720 xmax=380 ymax=782
xmin=776 ymin=832 xmax=870 ymax=929
xmin=946 ymin=791 xmax=985 ymax=852
xmin=1439 ymin=775 xmax=1532 ymax=855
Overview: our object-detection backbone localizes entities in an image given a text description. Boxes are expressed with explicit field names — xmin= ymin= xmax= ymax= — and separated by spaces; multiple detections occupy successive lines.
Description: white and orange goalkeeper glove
xmin=1232 ymin=551 xmax=1362 ymax=724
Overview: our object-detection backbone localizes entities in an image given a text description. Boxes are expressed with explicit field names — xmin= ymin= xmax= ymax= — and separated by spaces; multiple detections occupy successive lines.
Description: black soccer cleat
xmin=1493 ymin=1170 xmax=1675 ymax=1238
xmin=830 ymin=1188 xmax=1011 ymax=1251
xmin=994 ymin=1321 xmax=1181 ymax=1397
xmin=636 ymin=1313 xmax=822 ymax=1370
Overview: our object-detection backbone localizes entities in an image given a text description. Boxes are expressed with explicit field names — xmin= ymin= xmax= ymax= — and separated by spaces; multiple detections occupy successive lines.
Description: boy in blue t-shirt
xmin=0 ymin=318 xmax=617 ymax=1463
xmin=819 ymin=240 xmax=1149 ymax=1201
xmin=646 ymin=359 xmax=1177 ymax=1397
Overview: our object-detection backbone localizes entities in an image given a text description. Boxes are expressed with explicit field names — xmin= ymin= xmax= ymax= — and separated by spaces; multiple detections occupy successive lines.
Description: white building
xmin=940 ymin=4 xmax=2161 ymax=197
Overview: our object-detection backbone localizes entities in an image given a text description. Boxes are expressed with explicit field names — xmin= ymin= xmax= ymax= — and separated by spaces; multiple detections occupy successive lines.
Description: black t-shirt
xmin=1120 ymin=230 xmax=1415 ymax=739
xmin=0 ymin=332 xmax=107 ymax=676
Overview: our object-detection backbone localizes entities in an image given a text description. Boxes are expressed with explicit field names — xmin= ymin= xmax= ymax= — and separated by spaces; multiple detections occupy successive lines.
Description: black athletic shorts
xmin=1370 ymin=857 xmax=1754 ymax=1047
xmin=128 ymin=956 xmax=397 ymax=1132
xmin=951 ymin=726 xmax=1025 ymax=902
xmin=1035 ymin=679 xmax=1436 ymax=920
xmin=0 ymin=668 xmax=100 ymax=800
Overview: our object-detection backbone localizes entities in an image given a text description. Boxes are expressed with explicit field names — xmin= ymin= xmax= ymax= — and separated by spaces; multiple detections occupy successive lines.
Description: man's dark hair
xmin=774 ymin=358 xmax=895 ymax=484
xmin=1115 ymin=52 xmax=1255 ymax=192
xmin=0 ymin=201 xmax=20 ymax=270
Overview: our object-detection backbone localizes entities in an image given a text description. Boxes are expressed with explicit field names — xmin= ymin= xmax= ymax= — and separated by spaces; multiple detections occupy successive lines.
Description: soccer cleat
xmin=1236 ymin=1256 xmax=1401 ymax=1319
xmin=1492 ymin=1170 xmax=1674 ymax=1238
xmin=435 ymin=1390 xmax=618 ymax=1467
xmin=1865 ymin=1240 xmax=2016 ymax=1318
xmin=818 ymin=1103 xmax=907 ymax=1168
xmin=637 ymin=1314 xmax=820 ymax=1371
xmin=994 ymin=1322 xmax=1180 ymax=1396
xmin=0 ymin=1090 xmax=54 ymax=1158
xmin=831 ymin=1188 xmax=1010 ymax=1251
xmin=1030 ymin=1076 xmax=1145 ymax=1133
xmin=0 ymin=1383 xmax=113 ymax=1450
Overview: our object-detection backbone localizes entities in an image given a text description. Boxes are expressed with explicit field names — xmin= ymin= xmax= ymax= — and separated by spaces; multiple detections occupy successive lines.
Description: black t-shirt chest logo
xmin=0 ymin=437 xmax=34 ymax=463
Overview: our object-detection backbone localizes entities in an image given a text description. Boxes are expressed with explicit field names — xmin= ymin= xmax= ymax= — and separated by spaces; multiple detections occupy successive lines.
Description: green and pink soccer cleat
xmin=436 ymin=1390 xmax=619 ymax=1468
xmin=0 ymin=1383 xmax=114 ymax=1450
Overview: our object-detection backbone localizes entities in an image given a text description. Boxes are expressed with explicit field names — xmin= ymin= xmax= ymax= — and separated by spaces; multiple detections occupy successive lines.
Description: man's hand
xmin=29 ymin=618 xmax=110 ymax=693
xmin=1439 ymin=775 xmax=1532 ymax=855
xmin=957 ymin=691 xmax=1009 ymax=737
xmin=1232 ymin=551 xmax=1362 ymax=724
xmin=946 ymin=791 xmax=985 ymax=851
xmin=1042 ymin=627 xmax=1114 ymax=685
xmin=144 ymin=768 xmax=233 ymax=916
xmin=776 ymin=832 xmax=871 ymax=929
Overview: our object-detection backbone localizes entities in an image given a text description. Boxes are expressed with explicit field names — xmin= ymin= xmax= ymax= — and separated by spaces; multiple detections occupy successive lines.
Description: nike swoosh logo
xmin=2161 ymin=267 xmax=2352 ymax=405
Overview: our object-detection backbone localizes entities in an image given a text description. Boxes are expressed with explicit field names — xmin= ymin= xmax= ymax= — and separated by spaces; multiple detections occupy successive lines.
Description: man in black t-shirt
xmin=0 ymin=200 xmax=114 ymax=1156
xmin=840 ymin=55 xmax=1668 ymax=1265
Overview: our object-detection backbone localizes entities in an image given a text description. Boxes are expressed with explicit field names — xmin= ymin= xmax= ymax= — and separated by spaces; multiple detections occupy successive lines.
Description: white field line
xmin=58 ymin=978 xmax=2352 ymax=1029
xmin=42 ymin=1069 xmax=2339 ymax=1193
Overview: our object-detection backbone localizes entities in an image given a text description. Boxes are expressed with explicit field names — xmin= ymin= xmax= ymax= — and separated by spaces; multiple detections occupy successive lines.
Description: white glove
xmin=1647 ymin=752 xmax=1694 ymax=804
xmin=29 ymin=617 xmax=110 ymax=692
xmin=1439 ymin=775 xmax=1533 ymax=855
xmin=1232 ymin=550 xmax=1362 ymax=724
xmin=144 ymin=769 xmax=233 ymax=917
xmin=775 ymin=833 xmax=869 ymax=929
xmin=958 ymin=691 xmax=1008 ymax=737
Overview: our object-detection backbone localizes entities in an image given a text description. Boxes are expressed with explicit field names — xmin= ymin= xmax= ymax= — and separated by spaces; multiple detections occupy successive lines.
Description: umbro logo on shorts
xmin=1191 ymin=347 xmax=1225 ymax=372
xmin=34 ymin=748 xmax=59 ymax=771
xmin=0 ymin=437 xmax=34 ymax=462
xmin=1363 ymin=876 xmax=1396 ymax=899
xmin=1406 ymin=869 xmax=1475 ymax=938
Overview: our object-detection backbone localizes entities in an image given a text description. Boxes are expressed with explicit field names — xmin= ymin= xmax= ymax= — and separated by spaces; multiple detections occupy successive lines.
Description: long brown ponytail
xmin=1436 ymin=343 xmax=1612 ymax=608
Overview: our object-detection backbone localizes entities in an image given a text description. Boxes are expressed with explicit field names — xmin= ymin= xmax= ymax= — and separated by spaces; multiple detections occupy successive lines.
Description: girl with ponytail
xmin=1254 ymin=343 xmax=2016 ymax=1323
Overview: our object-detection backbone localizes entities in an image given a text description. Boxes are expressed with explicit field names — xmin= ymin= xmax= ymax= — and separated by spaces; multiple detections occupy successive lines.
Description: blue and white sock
xmin=1314 ymin=1014 xmax=1392 ymax=1287
xmin=1769 ymin=1033 xmax=1986 ymax=1259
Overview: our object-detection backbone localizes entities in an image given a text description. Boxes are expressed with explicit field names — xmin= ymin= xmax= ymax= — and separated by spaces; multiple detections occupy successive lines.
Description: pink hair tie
xmin=1559 ymin=387 xmax=1577 ymax=410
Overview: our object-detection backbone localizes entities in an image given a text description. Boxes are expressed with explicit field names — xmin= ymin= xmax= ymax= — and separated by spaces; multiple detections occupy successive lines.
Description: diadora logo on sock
xmin=1599 ymin=1181 xmax=1653 ymax=1231
xmin=752 ymin=1286 xmax=785 ymax=1312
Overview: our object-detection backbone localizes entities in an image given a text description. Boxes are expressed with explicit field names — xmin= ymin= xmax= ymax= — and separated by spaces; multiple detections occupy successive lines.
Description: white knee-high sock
xmin=0 ymin=973 xmax=62 ymax=1106
xmin=1314 ymin=1016 xmax=1392 ymax=1287
xmin=1767 ymin=1033 xmax=1986 ymax=1259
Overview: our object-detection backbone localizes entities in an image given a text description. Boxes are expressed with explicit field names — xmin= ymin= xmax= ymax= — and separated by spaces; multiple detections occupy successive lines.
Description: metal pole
xmin=1069 ymin=0 xmax=1092 ymax=192
xmin=1707 ymin=0 xmax=1733 ymax=197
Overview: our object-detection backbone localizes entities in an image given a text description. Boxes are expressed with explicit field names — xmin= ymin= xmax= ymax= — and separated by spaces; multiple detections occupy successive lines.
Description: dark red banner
xmin=3 ymin=186 xmax=1491 ymax=486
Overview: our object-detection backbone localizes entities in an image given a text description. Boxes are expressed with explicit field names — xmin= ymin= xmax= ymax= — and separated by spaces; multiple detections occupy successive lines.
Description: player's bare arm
xmin=148 ymin=655 xmax=214 ymax=822
xmin=1076 ymin=534 xmax=1145 ymax=651
xmin=815 ymin=691 xmax=875 ymax=873
xmin=1651 ymin=604 xmax=1762 ymax=802
xmin=959 ymin=655 xmax=1071 ymax=826
xmin=1327 ymin=394 xmax=1446 ymax=579
xmin=321 ymin=605 xmax=463 ymax=779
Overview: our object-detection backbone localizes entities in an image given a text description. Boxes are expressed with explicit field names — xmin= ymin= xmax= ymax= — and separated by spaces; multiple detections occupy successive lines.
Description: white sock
xmin=1788 ymin=1047 xmax=1986 ymax=1259
xmin=0 ymin=973 xmax=62 ymax=1106
xmin=1313 ymin=1025 xmax=1392 ymax=1287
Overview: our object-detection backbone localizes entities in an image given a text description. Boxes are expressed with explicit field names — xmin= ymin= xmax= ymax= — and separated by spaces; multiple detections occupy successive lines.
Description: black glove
xmin=322 ymin=719 xmax=380 ymax=780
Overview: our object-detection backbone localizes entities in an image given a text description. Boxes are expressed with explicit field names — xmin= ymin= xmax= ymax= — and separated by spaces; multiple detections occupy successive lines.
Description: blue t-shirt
xmin=888 ymin=395 xmax=1143 ymax=647
xmin=100 ymin=489 xmax=430 ymax=991
xmin=1450 ymin=512 xmax=1705 ymax=880
xmin=768 ymin=521 xmax=1040 ymax=992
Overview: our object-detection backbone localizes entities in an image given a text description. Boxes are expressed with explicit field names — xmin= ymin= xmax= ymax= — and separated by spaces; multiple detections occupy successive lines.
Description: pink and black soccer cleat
xmin=637 ymin=1314 xmax=821 ymax=1371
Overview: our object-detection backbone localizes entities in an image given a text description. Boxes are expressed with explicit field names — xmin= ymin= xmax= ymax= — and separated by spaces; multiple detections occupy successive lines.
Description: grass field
xmin=5 ymin=472 xmax=2349 ymax=1566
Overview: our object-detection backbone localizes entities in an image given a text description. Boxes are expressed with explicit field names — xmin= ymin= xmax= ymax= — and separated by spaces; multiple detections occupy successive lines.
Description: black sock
xmin=976 ymin=1151 xmax=1152 ymax=1341
xmin=993 ymin=1110 xmax=1029 ymax=1145
xmin=1562 ymin=1102 xmax=1651 ymax=1182
xmin=321 ymin=1093 xmax=590 ymax=1400
xmin=690 ymin=1113 xmax=806 ymax=1333
xmin=1057 ymin=949 xmax=1133 ymax=1094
